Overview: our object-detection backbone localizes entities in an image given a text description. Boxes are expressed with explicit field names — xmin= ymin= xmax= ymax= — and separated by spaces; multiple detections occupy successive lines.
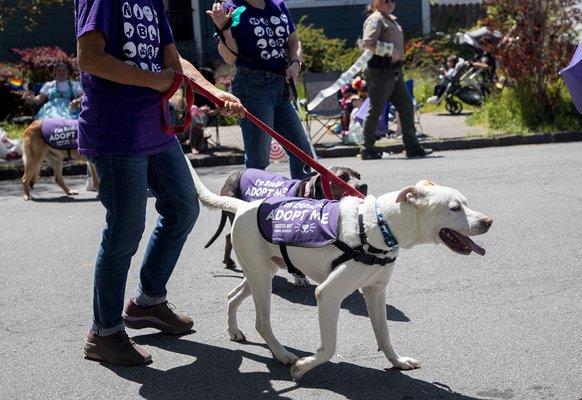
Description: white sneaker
xmin=427 ymin=96 xmax=439 ymax=104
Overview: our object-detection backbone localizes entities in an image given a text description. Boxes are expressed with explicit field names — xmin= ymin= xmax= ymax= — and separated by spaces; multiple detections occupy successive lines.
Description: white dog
xmin=189 ymin=163 xmax=492 ymax=380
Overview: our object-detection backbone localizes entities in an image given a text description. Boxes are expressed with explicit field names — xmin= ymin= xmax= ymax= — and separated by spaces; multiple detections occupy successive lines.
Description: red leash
xmin=161 ymin=71 xmax=365 ymax=200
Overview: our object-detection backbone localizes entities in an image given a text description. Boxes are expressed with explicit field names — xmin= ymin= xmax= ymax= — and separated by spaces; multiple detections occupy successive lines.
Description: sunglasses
xmin=384 ymin=0 xmax=395 ymax=3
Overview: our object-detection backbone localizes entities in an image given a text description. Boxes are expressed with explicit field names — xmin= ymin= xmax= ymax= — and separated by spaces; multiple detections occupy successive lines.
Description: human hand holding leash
xmin=214 ymin=90 xmax=245 ymax=118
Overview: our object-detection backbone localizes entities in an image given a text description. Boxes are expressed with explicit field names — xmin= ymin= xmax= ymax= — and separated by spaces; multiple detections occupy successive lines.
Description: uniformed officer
xmin=361 ymin=0 xmax=433 ymax=159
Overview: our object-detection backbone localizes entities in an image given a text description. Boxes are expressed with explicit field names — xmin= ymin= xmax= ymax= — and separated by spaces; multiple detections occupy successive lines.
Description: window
xmin=167 ymin=0 xmax=194 ymax=41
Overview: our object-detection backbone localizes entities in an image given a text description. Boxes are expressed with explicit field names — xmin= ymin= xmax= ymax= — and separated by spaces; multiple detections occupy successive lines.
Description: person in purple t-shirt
xmin=75 ymin=0 xmax=245 ymax=366
xmin=207 ymin=0 xmax=313 ymax=180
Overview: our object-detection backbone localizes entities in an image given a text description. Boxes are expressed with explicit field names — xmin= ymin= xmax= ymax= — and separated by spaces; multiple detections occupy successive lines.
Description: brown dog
xmin=204 ymin=167 xmax=367 ymax=285
xmin=21 ymin=119 xmax=99 ymax=201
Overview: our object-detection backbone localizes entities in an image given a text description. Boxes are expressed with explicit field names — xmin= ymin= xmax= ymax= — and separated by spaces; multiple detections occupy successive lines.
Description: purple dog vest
xmin=258 ymin=197 xmax=340 ymax=248
xmin=41 ymin=118 xmax=78 ymax=150
xmin=239 ymin=169 xmax=301 ymax=202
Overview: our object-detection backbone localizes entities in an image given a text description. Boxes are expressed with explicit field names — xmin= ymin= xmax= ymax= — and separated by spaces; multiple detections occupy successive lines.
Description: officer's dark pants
xmin=363 ymin=67 xmax=422 ymax=152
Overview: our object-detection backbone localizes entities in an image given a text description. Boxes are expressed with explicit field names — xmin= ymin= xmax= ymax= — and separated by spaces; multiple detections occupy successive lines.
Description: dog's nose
xmin=481 ymin=217 xmax=493 ymax=227
xmin=357 ymin=183 xmax=368 ymax=195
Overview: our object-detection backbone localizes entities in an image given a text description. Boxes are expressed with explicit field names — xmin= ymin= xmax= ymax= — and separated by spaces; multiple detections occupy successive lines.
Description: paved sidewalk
xmin=1 ymin=112 xmax=580 ymax=180
xmin=208 ymin=111 xmax=485 ymax=151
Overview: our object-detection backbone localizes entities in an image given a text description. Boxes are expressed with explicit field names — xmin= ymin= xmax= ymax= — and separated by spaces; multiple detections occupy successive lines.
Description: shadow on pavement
xmin=32 ymin=195 xmax=101 ymax=203
xmin=105 ymin=333 xmax=481 ymax=400
xmin=272 ymin=275 xmax=409 ymax=322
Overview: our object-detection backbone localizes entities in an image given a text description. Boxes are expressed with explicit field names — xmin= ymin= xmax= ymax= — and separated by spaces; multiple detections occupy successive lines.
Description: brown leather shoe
xmin=122 ymin=300 xmax=194 ymax=335
xmin=83 ymin=330 xmax=151 ymax=366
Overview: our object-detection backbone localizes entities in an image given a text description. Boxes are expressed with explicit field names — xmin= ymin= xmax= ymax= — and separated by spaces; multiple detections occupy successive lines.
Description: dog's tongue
xmin=453 ymin=230 xmax=486 ymax=256
xmin=467 ymin=238 xmax=486 ymax=256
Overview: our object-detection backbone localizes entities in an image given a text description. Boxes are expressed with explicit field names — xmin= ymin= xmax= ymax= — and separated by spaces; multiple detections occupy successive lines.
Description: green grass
xmin=466 ymin=84 xmax=582 ymax=135
xmin=0 ymin=122 xmax=24 ymax=140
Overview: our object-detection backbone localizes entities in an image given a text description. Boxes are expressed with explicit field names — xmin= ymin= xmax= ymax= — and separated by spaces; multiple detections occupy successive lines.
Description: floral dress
xmin=35 ymin=80 xmax=83 ymax=119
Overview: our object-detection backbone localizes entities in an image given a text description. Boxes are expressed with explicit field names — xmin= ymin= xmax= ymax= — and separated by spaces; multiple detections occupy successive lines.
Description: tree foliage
xmin=0 ymin=0 xmax=64 ymax=31
xmin=482 ymin=0 xmax=581 ymax=126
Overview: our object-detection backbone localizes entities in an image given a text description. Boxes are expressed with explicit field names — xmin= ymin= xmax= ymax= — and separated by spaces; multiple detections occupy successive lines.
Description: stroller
xmin=431 ymin=58 xmax=486 ymax=115
xmin=432 ymin=27 xmax=502 ymax=115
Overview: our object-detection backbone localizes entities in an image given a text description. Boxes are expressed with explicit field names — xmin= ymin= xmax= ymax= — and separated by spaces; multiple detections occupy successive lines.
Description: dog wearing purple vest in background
xmin=204 ymin=167 xmax=368 ymax=286
xmin=21 ymin=118 xmax=99 ymax=201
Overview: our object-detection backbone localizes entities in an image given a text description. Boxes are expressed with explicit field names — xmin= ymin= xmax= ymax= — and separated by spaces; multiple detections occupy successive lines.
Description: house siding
xmin=0 ymin=0 xmax=423 ymax=65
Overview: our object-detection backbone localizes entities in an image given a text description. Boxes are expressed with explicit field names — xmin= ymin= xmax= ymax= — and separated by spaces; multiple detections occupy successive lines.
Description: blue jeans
xmin=89 ymin=144 xmax=199 ymax=335
xmin=231 ymin=68 xmax=313 ymax=180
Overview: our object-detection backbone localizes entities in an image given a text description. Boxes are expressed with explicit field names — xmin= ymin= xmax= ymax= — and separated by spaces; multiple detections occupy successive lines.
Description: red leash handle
xmin=166 ymin=71 xmax=365 ymax=200
xmin=161 ymin=72 xmax=194 ymax=135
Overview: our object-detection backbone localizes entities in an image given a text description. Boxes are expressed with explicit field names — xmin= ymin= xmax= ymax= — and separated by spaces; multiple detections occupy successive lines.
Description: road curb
xmin=1 ymin=131 xmax=580 ymax=181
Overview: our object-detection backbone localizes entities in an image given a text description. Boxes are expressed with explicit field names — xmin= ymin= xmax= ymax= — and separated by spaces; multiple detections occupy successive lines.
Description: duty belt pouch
xmin=367 ymin=55 xmax=392 ymax=69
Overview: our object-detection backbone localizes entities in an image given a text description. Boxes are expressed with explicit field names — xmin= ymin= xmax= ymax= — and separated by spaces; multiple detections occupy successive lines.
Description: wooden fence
xmin=430 ymin=3 xmax=485 ymax=33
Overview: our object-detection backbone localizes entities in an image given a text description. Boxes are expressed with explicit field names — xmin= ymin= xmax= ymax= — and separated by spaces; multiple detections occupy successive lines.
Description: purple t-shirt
xmin=75 ymin=0 xmax=177 ymax=156
xmin=225 ymin=0 xmax=295 ymax=73
xmin=258 ymin=197 xmax=340 ymax=248
xmin=239 ymin=168 xmax=301 ymax=202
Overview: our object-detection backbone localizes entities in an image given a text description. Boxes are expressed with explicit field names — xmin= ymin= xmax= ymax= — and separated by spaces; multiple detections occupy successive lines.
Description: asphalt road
xmin=1 ymin=143 xmax=581 ymax=400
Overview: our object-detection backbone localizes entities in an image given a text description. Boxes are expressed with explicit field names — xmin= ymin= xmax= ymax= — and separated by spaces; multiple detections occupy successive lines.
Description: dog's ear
xmin=416 ymin=179 xmax=437 ymax=187
xmin=396 ymin=186 xmax=426 ymax=205
xmin=312 ymin=175 xmax=323 ymax=199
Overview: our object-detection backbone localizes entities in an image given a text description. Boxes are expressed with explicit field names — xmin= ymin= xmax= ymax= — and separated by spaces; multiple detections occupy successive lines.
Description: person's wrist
xmin=217 ymin=19 xmax=232 ymax=32
xmin=288 ymin=59 xmax=301 ymax=68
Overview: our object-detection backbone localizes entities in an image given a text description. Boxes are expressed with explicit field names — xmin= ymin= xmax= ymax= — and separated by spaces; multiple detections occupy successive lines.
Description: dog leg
xmin=242 ymin=258 xmax=298 ymax=365
xmin=362 ymin=284 xmax=420 ymax=370
xmin=88 ymin=162 xmax=100 ymax=193
xmin=223 ymin=234 xmax=237 ymax=269
xmin=22 ymin=149 xmax=45 ymax=201
xmin=227 ymin=278 xmax=251 ymax=341
xmin=47 ymin=152 xmax=78 ymax=196
xmin=291 ymin=264 xmax=366 ymax=380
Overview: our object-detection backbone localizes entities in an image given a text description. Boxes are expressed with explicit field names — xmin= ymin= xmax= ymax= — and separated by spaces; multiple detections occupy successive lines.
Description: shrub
xmin=468 ymin=81 xmax=582 ymax=133
xmin=0 ymin=63 xmax=22 ymax=80
xmin=296 ymin=17 xmax=360 ymax=72
xmin=481 ymin=0 xmax=581 ymax=128
xmin=404 ymin=33 xmax=474 ymax=75
xmin=11 ymin=46 xmax=77 ymax=83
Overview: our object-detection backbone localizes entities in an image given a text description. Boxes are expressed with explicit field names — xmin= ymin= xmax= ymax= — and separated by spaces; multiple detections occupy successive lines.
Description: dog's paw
xmin=293 ymin=276 xmax=310 ymax=288
xmin=275 ymin=349 xmax=299 ymax=366
xmin=23 ymin=195 xmax=31 ymax=201
xmin=228 ymin=327 xmax=246 ymax=342
xmin=290 ymin=356 xmax=314 ymax=381
xmin=224 ymin=260 xmax=237 ymax=270
xmin=67 ymin=190 xmax=79 ymax=196
xmin=391 ymin=356 xmax=421 ymax=370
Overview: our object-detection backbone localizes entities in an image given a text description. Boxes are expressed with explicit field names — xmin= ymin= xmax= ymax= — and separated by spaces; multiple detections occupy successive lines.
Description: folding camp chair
xmin=405 ymin=79 xmax=425 ymax=135
xmin=383 ymin=79 xmax=425 ymax=137
xmin=301 ymin=72 xmax=343 ymax=145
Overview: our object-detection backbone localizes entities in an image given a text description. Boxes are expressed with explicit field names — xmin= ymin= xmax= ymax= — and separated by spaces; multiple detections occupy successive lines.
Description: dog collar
xmin=375 ymin=200 xmax=398 ymax=249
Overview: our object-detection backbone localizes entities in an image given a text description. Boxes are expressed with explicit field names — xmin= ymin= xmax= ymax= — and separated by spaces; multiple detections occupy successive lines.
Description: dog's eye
xmin=339 ymin=173 xmax=349 ymax=181
xmin=450 ymin=204 xmax=462 ymax=212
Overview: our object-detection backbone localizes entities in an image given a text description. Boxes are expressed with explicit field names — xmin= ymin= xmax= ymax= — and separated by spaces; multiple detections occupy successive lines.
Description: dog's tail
xmin=204 ymin=211 xmax=229 ymax=248
xmin=186 ymin=156 xmax=246 ymax=214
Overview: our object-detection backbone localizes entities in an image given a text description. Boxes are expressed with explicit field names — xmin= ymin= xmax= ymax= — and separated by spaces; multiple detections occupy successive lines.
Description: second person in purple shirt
xmin=207 ymin=0 xmax=313 ymax=179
